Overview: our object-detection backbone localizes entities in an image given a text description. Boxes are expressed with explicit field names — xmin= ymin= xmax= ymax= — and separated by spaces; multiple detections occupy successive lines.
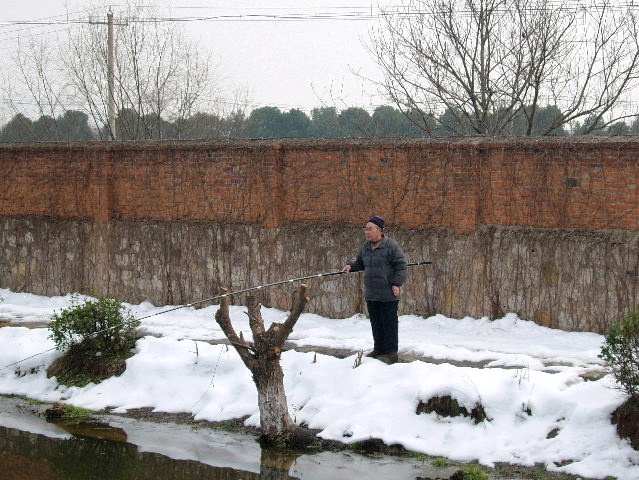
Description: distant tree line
xmin=5 ymin=1 xmax=637 ymax=143
xmin=2 ymin=105 xmax=639 ymax=142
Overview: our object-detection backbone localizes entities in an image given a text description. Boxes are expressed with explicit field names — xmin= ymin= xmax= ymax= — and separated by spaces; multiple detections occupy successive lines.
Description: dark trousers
xmin=366 ymin=300 xmax=399 ymax=354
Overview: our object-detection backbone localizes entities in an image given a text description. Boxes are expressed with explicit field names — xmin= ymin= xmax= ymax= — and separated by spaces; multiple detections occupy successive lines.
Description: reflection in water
xmin=50 ymin=438 xmax=144 ymax=480
xmin=0 ymin=395 xmax=459 ymax=480
xmin=260 ymin=448 xmax=301 ymax=480
xmin=59 ymin=421 xmax=129 ymax=443
xmin=0 ymin=424 xmax=288 ymax=480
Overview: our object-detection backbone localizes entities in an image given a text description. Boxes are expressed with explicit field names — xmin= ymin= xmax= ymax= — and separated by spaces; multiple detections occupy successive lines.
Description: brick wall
xmin=1 ymin=137 xmax=637 ymax=233
xmin=1 ymin=137 xmax=638 ymax=332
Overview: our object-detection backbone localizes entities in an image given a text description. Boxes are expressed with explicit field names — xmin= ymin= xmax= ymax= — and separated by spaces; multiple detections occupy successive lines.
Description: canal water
xmin=0 ymin=396 xmax=458 ymax=480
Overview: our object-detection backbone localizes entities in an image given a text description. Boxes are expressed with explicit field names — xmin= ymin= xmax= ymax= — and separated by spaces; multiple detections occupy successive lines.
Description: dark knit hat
xmin=368 ymin=215 xmax=385 ymax=230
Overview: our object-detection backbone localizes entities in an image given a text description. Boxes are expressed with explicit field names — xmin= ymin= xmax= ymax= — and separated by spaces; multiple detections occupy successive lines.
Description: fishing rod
xmin=3 ymin=261 xmax=432 ymax=369
xmin=136 ymin=260 xmax=432 ymax=321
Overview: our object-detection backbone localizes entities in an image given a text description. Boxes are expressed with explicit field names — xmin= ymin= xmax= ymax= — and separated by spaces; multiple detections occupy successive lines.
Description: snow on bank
xmin=0 ymin=289 xmax=637 ymax=479
xmin=0 ymin=289 xmax=604 ymax=371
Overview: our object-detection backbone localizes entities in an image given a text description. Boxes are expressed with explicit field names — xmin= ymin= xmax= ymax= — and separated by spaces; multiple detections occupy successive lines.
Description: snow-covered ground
xmin=0 ymin=288 xmax=637 ymax=480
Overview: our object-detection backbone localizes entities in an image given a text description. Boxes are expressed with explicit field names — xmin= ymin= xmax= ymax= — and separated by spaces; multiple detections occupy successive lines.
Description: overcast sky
xmin=0 ymin=0 xmax=392 ymax=122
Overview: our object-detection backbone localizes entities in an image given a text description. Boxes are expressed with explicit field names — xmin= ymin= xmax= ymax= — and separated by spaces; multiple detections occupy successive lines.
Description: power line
xmin=0 ymin=27 xmax=79 ymax=47
xmin=0 ymin=7 xmax=376 ymax=26
xmin=0 ymin=1 xmax=636 ymax=29
xmin=0 ymin=10 xmax=86 ymax=32
xmin=0 ymin=10 xmax=85 ymax=45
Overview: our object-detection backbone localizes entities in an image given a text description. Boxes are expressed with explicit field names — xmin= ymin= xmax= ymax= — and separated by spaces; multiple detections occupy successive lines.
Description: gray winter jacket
xmin=348 ymin=236 xmax=407 ymax=302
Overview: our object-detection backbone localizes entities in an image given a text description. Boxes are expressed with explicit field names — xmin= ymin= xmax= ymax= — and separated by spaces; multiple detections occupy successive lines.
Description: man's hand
xmin=341 ymin=265 xmax=351 ymax=273
xmin=392 ymin=285 xmax=400 ymax=296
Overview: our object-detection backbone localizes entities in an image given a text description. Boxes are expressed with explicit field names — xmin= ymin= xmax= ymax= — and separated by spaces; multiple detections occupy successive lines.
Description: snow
xmin=0 ymin=288 xmax=637 ymax=479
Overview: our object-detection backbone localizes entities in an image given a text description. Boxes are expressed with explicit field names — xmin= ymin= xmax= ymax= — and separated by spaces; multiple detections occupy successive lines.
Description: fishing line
xmin=191 ymin=344 xmax=227 ymax=409
xmin=2 ymin=261 xmax=432 ymax=370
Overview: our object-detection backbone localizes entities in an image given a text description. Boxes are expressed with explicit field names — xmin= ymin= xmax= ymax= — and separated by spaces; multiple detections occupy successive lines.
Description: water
xmin=0 ymin=396 xmax=456 ymax=480
xmin=1 ymin=423 xmax=282 ymax=480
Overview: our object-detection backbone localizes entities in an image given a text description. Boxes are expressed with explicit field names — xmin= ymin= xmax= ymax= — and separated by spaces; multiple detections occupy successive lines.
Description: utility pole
xmin=90 ymin=9 xmax=127 ymax=141
xmin=107 ymin=9 xmax=115 ymax=140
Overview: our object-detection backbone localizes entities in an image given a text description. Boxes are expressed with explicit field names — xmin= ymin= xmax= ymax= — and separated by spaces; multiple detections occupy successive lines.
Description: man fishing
xmin=342 ymin=216 xmax=407 ymax=364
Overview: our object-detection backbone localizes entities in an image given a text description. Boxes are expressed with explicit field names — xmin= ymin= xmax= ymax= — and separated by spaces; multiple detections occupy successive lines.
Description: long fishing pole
xmin=136 ymin=260 xmax=432 ymax=321
xmin=3 ymin=261 xmax=432 ymax=369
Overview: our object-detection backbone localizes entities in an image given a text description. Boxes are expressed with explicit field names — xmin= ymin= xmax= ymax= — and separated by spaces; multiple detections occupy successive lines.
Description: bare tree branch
xmin=369 ymin=0 xmax=639 ymax=136
xmin=8 ymin=0 xmax=222 ymax=140
xmin=215 ymin=290 xmax=255 ymax=369
xmin=274 ymin=284 xmax=310 ymax=346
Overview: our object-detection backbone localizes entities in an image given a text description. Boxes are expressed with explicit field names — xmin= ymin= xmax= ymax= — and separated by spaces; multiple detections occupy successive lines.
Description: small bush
xmin=599 ymin=310 xmax=639 ymax=398
xmin=611 ymin=397 xmax=639 ymax=450
xmin=49 ymin=297 xmax=139 ymax=356
xmin=47 ymin=297 xmax=139 ymax=386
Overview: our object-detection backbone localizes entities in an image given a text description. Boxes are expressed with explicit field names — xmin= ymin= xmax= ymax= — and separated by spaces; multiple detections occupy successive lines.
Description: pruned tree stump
xmin=215 ymin=284 xmax=314 ymax=445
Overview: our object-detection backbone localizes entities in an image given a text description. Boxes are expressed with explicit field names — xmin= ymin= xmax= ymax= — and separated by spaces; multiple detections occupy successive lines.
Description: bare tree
xmin=11 ymin=37 xmax=63 ymax=125
xmin=8 ymin=1 xmax=222 ymax=140
xmin=215 ymin=286 xmax=312 ymax=445
xmin=64 ymin=1 xmax=220 ymax=140
xmin=370 ymin=0 xmax=639 ymax=136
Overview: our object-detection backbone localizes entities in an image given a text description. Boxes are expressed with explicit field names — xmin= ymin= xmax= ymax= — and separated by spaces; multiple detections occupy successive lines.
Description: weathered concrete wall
xmin=1 ymin=216 xmax=637 ymax=332
xmin=2 ymin=137 xmax=639 ymax=332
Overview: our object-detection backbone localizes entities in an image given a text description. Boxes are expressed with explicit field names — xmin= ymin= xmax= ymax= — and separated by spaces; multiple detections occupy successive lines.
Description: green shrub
xmin=450 ymin=465 xmax=489 ymax=480
xmin=599 ymin=310 xmax=639 ymax=398
xmin=48 ymin=297 xmax=139 ymax=356
xmin=45 ymin=403 xmax=94 ymax=422
xmin=431 ymin=457 xmax=448 ymax=467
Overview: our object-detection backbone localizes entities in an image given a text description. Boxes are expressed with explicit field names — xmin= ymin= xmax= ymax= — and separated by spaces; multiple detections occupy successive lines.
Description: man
xmin=342 ymin=216 xmax=407 ymax=364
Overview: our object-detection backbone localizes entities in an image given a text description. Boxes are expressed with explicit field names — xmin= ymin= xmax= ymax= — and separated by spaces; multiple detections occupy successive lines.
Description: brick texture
xmin=1 ymin=137 xmax=637 ymax=233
